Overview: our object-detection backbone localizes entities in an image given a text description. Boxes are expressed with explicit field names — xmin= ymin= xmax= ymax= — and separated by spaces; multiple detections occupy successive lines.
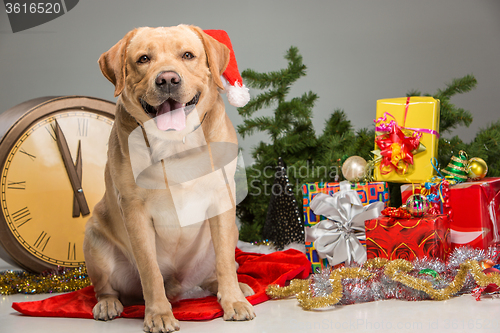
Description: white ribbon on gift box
xmin=306 ymin=182 xmax=384 ymax=266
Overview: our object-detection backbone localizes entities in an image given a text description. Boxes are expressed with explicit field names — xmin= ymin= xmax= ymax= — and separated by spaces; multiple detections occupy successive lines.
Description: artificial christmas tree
xmin=262 ymin=157 xmax=304 ymax=249
xmin=409 ymin=74 xmax=500 ymax=176
xmin=236 ymin=46 xmax=500 ymax=242
xmin=236 ymin=46 xmax=373 ymax=242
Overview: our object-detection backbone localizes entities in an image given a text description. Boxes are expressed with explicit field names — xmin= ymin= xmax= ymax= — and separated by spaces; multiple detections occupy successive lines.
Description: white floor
xmin=2 ymin=257 xmax=500 ymax=333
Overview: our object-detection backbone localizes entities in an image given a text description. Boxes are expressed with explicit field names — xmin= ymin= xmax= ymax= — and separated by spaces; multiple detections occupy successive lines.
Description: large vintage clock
xmin=0 ymin=96 xmax=114 ymax=273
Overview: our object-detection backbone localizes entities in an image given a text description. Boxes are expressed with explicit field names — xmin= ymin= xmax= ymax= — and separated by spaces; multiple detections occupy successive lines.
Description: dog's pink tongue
xmin=156 ymin=102 xmax=186 ymax=131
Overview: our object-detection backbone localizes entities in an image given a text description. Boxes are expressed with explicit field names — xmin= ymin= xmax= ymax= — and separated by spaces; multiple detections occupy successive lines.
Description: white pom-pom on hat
xmin=203 ymin=29 xmax=250 ymax=107
xmin=221 ymin=76 xmax=250 ymax=107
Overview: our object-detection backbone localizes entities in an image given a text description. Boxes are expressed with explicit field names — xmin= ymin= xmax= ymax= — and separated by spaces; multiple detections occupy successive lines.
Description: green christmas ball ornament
xmin=442 ymin=150 xmax=469 ymax=182
xmin=418 ymin=268 xmax=440 ymax=279
xmin=467 ymin=157 xmax=488 ymax=180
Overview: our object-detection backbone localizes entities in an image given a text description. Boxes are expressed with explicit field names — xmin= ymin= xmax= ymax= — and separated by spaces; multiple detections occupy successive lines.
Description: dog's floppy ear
xmin=189 ymin=26 xmax=230 ymax=90
xmin=98 ymin=29 xmax=138 ymax=97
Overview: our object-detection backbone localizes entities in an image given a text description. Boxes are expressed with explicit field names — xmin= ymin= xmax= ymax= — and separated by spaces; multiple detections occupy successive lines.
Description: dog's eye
xmin=137 ymin=55 xmax=150 ymax=64
xmin=182 ymin=52 xmax=195 ymax=60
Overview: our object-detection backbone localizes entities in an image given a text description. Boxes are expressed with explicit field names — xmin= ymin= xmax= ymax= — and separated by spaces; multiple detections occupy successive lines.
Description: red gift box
xmin=401 ymin=178 xmax=500 ymax=250
xmin=448 ymin=178 xmax=500 ymax=250
xmin=365 ymin=214 xmax=451 ymax=261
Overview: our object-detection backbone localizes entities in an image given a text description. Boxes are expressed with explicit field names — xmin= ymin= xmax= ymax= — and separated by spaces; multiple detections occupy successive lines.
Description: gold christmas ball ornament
xmin=405 ymin=194 xmax=429 ymax=217
xmin=467 ymin=157 xmax=488 ymax=180
xmin=342 ymin=156 xmax=367 ymax=182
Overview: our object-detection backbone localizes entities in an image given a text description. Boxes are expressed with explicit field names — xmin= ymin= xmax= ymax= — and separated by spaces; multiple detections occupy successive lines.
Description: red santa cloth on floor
xmin=12 ymin=248 xmax=310 ymax=321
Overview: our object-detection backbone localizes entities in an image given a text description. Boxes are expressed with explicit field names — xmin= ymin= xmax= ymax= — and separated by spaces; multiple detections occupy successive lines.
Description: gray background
xmin=1 ymin=0 xmax=499 ymax=165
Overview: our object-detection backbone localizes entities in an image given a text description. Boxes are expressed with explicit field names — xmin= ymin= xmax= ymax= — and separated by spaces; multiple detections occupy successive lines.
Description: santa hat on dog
xmin=203 ymin=30 xmax=250 ymax=107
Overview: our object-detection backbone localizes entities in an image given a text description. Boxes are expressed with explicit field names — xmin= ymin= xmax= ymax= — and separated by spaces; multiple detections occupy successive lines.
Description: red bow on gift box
xmin=375 ymin=119 xmax=421 ymax=175
xmin=381 ymin=207 xmax=412 ymax=219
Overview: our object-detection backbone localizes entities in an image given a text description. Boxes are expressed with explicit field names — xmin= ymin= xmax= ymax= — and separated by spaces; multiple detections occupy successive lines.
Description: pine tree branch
xmin=407 ymin=74 xmax=477 ymax=134
xmin=319 ymin=109 xmax=353 ymax=138
xmin=240 ymin=46 xmax=307 ymax=90
xmin=237 ymin=116 xmax=276 ymax=139
xmin=434 ymin=74 xmax=477 ymax=99
xmin=465 ymin=119 xmax=500 ymax=176
xmin=237 ymin=86 xmax=289 ymax=117
xmin=439 ymin=104 xmax=473 ymax=133
xmin=242 ymin=67 xmax=305 ymax=90
xmin=406 ymin=89 xmax=422 ymax=97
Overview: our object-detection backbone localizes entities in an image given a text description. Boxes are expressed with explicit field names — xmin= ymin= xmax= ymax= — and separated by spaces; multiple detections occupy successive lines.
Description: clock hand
xmin=72 ymin=140 xmax=83 ymax=217
xmin=54 ymin=120 xmax=90 ymax=216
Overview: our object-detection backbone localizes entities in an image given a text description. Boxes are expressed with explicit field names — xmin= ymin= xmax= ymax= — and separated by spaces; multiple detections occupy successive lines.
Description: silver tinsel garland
xmin=309 ymin=246 xmax=500 ymax=305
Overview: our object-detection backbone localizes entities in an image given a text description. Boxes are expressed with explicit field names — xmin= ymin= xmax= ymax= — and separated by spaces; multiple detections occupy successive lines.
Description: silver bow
xmin=306 ymin=182 xmax=384 ymax=266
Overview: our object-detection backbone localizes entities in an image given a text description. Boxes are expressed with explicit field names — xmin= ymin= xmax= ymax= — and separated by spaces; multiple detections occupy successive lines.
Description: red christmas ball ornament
xmin=480 ymin=259 xmax=495 ymax=270
xmin=482 ymin=267 xmax=500 ymax=294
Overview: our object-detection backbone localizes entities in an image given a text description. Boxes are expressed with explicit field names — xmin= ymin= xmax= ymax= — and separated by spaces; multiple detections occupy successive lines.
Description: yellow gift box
xmin=374 ymin=97 xmax=440 ymax=183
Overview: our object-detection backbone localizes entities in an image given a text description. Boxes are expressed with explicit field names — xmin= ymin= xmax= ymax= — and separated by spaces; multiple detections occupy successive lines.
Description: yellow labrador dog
xmin=83 ymin=25 xmax=255 ymax=332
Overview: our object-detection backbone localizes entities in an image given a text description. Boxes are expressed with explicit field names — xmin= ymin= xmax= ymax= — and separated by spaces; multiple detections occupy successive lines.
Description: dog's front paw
xmin=219 ymin=295 xmax=255 ymax=321
xmin=143 ymin=310 xmax=180 ymax=333
xmin=93 ymin=296 xmax=124 ymax=321
xmin=238 ymin=282 xmax=255 ymax=297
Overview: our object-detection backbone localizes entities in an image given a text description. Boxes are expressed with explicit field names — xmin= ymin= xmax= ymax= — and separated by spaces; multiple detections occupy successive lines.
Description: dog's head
xmin=98 ymin=25 xmax=230 ymax=132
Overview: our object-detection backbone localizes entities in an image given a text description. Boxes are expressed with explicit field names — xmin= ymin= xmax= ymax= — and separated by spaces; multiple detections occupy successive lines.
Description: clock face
xmin=0 ymin=110 xmax=113 ymax=269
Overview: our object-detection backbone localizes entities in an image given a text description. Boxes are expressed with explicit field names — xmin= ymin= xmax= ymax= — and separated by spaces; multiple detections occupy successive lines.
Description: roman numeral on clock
xmin=68 ymin=242 xmax=77 ymax=260
xmin=19 ymin=148 xmax=36 ymax=161
xmin=8 ymin=180 xmax=26 ymax=190
xmin=34 ymin=231 xmax=50 ymax=251
xmin=46 ymin=123 xmax=57 ymax=141
xmin=77 ymin=118 xmax=89 ymax=137
xmin=11 ymin=206 xmax=31 ymax=227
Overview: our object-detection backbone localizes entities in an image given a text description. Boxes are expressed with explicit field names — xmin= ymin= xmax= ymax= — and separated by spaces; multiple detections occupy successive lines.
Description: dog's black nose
xmin=155 ymin=71 xmax=181 ymax=91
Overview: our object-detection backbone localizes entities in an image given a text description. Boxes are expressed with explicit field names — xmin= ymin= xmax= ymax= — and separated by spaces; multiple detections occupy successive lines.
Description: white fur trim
xmin=221 ymin=76 xmax=250 ymax=107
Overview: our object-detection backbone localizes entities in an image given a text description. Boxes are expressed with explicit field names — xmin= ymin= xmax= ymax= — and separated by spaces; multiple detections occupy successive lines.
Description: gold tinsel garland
xmin=0 ymin=266 xmax=90 ymax=295
xmin=266 ymin=258 xmax=500 ymax=309
xmin=2 ymin=257 xmax=500 ymax=302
